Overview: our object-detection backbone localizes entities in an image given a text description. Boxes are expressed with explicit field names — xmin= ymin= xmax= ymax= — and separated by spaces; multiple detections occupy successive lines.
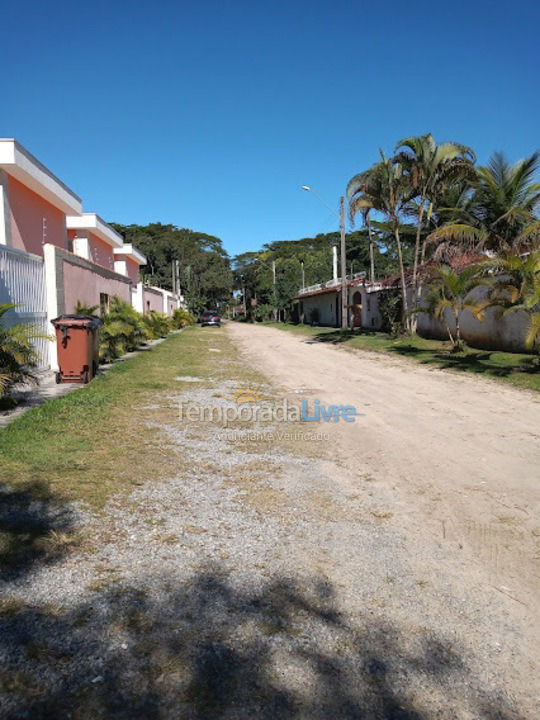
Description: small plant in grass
xmin=143 ymin=311 xmax=172 ymax=339
xmin=0 ymin=303 xmax=46 ymax=404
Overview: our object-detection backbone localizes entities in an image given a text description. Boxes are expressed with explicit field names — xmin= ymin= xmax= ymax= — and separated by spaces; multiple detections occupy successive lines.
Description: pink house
xmin=0 ymin=138 xmax=82 ymax=252
xmin=66 ymin=214 xmax=123 ymax=272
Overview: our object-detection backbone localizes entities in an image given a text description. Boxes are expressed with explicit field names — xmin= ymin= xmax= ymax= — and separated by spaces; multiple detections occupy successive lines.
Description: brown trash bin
xmin=51 ymin=315 xmax=103 ymax=384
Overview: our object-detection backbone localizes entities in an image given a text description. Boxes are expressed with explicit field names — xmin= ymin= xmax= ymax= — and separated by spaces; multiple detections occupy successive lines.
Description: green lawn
xmin=0 ymin=327 xmax=219 ymax=507
xmin=261 ymin=322 xmax=540 ymax=392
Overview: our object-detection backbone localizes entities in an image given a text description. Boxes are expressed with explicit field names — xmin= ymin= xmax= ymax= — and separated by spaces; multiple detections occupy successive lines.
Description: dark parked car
xmin=200 ymin=311 xmax=221 ymax=327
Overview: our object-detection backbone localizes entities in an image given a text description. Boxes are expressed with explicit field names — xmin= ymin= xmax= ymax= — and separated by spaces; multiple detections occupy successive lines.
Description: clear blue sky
xmin=3 ymin=0 xmax=539 ymax=257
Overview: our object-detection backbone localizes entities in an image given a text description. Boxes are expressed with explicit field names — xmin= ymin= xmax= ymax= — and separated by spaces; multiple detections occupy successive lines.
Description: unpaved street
xmin=229 ymin=323 xmax=540 ymax=700
xmin=2 ymin=325 xmax=539 ymax=719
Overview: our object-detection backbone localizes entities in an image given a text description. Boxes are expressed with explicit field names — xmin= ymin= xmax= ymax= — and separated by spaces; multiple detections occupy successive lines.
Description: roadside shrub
xmin=142 ymin=311 xmax=172 ymax=339
xmin=0 ymin=303 xmax=44 ymax=404
xmin=379 ymin=290 xmax=404 ymax=336
xmin=100 ymin=297 xmax=148 ymax=362
xmin=171 ymin=308 xmax=197 ymax=329
xmin=74 ymin=301 xmax=99 ymax=316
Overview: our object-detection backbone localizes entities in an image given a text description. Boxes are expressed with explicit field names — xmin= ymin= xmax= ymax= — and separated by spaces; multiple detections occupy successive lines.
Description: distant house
xmin=295 ymin=273 xmax=384 ymax=330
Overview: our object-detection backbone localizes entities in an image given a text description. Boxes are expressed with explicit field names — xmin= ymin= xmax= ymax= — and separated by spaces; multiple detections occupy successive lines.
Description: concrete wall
xmin=143 ymin=286 xmax=163 ymax=313
xmin=62 ymin=259 xmax=132 ymax=315
xmin=416 ymin=284 xmax=534 ymax=352
xmin=300 ymin=291 xmax=339 ymax=326
xmin=8 ymin=175 xmax=68 ymax=255
xmin=44 ymin=244 xmax=133 ymax=369
xmin=360 ymin=287 xmax=384 ymax=330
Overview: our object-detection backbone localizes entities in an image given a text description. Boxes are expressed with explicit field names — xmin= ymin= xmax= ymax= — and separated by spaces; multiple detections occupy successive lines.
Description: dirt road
xmin=3 ymin=325 xmax=539 ymax=718
xmin=228 ymin=322 xmax=540 ymax=700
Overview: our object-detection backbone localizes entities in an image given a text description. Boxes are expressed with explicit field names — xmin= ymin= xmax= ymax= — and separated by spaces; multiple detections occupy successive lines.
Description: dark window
xmin=100 ymin=293 xmax=110 ymax=315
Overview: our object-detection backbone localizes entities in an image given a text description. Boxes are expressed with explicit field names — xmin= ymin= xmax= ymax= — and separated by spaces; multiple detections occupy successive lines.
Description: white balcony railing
xmin=298 ymin=272 xmax=366 ymax=296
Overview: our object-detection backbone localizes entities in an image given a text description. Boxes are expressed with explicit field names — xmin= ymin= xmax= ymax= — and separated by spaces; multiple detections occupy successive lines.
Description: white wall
xmin=416 ymin=284 xmax=535 ymax=352
xmin=300 ymin=292 xmax=339 ymax=326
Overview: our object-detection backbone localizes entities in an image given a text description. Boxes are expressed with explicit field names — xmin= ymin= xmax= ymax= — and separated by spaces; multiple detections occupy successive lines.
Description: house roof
xmin=66 ymin=213 xmax=124 ymax=249
xmin=113 ymin=243 xmax=147 ymax=265
xmin=0 ymin=139 xmax=82 ymax=215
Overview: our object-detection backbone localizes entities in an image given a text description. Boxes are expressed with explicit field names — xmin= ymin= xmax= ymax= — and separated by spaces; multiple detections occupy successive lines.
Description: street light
xmin=301 ymin=185 xmax=348 ymax=329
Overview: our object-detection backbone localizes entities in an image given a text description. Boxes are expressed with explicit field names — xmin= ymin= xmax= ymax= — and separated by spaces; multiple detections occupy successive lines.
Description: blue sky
xmin=3 ymin=0 xmax=539 ymax=256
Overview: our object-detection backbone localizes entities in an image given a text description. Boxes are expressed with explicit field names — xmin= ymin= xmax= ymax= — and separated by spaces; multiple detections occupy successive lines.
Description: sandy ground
xmin=228 ymin=323 xmax=540 ymax=690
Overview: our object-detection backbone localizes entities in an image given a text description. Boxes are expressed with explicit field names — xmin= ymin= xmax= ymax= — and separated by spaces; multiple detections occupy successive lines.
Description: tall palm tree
xmin=394 ymin=134 xmax=476 ymax=285
xmin=428 ymin=152 xmax=540 ymax=259
xmin=347 ymin=152 xmax=412 ymax=326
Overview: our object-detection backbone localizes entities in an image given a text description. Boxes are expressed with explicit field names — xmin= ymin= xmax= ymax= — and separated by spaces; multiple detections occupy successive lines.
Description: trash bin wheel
xmin=82 ymin=369 xmax=90 ymax=384
xmin=55 ymin=372 xmax=62 ymax=384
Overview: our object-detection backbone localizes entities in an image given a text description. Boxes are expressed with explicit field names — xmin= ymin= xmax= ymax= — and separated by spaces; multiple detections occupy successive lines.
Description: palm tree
xmin=422 ymin=265 xmax=488 ymax=352
xmin=483 ymin=250 xmax=540 ymax=355
xmin=395 ymin=134 xmax=476 ymax=284
xmin=427 ymin=152 xmax=540 ymax=259
xmin=347 ymin=152 xmax=412 ymax=327
xmin=0 ymin=304 xmax=42 ymax=398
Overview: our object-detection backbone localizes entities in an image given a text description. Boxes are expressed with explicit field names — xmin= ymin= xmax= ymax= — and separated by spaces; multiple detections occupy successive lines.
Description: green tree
xmin=427 ymin=152 xmax=540 ymax=259
xmin=394 ymin=133 xmax=476 ymax=283
xmin=110 ymin=223 xmax=232 ymax=313
xmin=347 ymin=153 xmax=413 ymax=327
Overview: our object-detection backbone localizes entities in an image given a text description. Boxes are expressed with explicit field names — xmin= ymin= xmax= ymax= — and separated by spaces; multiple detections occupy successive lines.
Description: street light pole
xmin=340 ymin=196 xmax=347 ymax=329
xmin=302 ymin=185 xmax=347 ymax=328
xmin=272 ymin=260 xmax=277 ymax=322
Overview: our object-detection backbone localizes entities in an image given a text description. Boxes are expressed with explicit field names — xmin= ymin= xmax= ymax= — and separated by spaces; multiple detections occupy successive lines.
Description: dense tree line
xmin=233 ymin=230 xmax=404 ymax=321
xmin=109 ymin=223 xmax=232 ymax=314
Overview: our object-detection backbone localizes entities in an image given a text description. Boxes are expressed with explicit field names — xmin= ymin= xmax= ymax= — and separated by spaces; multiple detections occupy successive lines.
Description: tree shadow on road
xmin=0 ymin=567 xmax=524 ymax=719
xmin=0 ymin=480 xmax=76 ymax=582
xmin=387 ymin=344 xmax=539 ymax=379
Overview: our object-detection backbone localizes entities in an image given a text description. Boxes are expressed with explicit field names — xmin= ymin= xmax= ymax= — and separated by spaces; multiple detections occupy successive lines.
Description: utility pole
xmin=340 ymin=196 xmax=347 ymax=329
xmin=300 ymin=259 xmax=305 ymax=290
xmin=272 ymin=260 xmax=277 ymax=322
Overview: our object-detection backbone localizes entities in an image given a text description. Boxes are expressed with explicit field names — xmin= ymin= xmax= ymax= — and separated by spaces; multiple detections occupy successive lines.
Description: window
xmin=99 ymin=293 xmax=110 ymax=315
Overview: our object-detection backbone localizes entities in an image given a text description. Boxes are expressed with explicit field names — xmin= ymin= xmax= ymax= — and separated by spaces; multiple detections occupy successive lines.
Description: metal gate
xmin=0 ymin=245 xmax=49 ymax=369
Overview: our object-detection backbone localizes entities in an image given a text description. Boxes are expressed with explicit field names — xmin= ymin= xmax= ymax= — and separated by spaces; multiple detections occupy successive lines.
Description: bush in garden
xmin=171 ymin=308 xmax=197 ymax=329
xmin=142 ymin=311 xmax=172 ymax=339
xmin=0 ymin=303 xmax=44 ymax=404
xmin=99 ymin=297 xmax=148 ymax=362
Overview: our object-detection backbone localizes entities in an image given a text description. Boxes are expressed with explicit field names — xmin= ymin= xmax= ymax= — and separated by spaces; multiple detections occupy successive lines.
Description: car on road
xmin=200 ymin=311 xmax=221 ymax=327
